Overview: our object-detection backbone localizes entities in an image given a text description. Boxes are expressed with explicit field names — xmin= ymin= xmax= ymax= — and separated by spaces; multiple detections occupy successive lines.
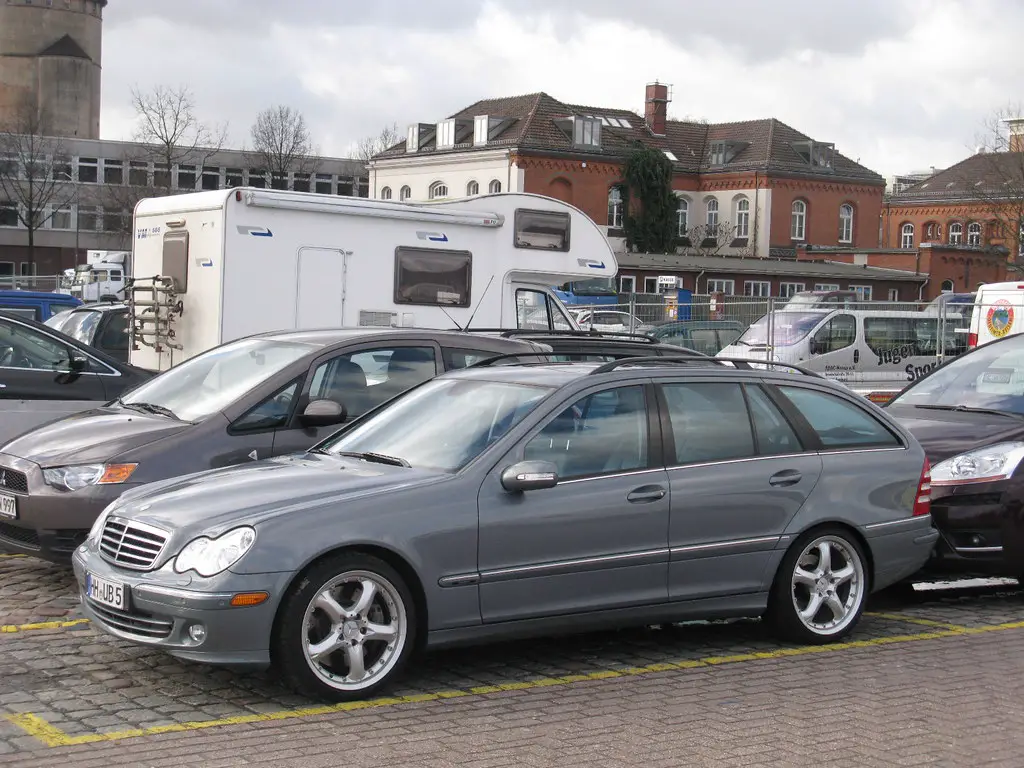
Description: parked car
xmin=0 ymin=289 xmax=81 ymax=322
xmin=72 ymin=355 xmax=935 ymax=701
xmin=572 ymin=309 xmax=652 ymax=334
xmin=0 ymin=310 xmax=152 ymax=446
xmin=45 ymin=302 xmax=130 ymax=363
xmin=886 ymin=331 xmax=1024 ymax=580
xmin=0 ymin=328 xmax=550 ymax=560
xmin=647 ymin=320 xmax=746 ymax=356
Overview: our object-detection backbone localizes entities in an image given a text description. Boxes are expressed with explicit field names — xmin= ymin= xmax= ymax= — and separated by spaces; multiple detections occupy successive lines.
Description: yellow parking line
xmin=0 ymin=553 xmax=26 ymax=559
xmin=0 ymin=619 xmax=90 ymax=634
xmin=7 ymin=618 xmax=1024 ymax=748
xmin=864 ymin=611 xmax=970 ymax=632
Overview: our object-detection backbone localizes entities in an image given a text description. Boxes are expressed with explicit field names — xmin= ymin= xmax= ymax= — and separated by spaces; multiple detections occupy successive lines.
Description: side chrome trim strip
xmin=478 ymin=548 xmax=670 ymax=582
xmin=670 ymin=536 xmax=781 ymax=556
xmin=863 ymin=517 xmax=925 ymax=530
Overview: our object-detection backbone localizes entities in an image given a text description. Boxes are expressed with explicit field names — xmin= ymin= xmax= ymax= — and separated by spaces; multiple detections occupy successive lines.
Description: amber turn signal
xmin=98 ymin=464 xmax=138 ymax=484
xmin=230 ymin=592 xmax=269 ymax=607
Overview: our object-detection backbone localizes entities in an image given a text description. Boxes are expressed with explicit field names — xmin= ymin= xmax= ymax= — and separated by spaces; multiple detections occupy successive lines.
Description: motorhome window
xmin=393 ymin=247 xmax=471 ymax=307
xmin=737 ymin=312 xmax=824 ymax=347
xmin=810 ymin=314 xmax=856 ymax=354
xmin=162 ymin=230 xmax=190 ymax=293
xmin=514 ymin=209 xmax=570 ymax=251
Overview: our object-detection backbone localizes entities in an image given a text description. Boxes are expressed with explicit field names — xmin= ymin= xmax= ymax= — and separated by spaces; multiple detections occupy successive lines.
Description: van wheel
xmin=767 ymin=528 xmax=868 ymax=644
xmin=273 ymin=553 xmax=415 ymax=702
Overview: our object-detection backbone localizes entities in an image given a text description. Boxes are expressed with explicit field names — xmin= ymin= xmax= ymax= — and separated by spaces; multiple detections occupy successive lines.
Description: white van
xmin=968 ymin=281 xmax=1024 ymax=350
xmin=718 ymin=307 xmax=968 ymax=392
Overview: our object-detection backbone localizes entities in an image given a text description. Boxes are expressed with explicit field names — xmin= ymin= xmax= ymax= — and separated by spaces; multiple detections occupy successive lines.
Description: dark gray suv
xmin=71 ymin=356 xmax=937 ymax=702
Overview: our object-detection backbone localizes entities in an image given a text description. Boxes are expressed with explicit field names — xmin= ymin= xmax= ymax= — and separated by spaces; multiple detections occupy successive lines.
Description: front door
xmin=295 ymin=248 xmax=346 ymax=329
xmin=477 ymin=383 xmax=670 ymax=623
xmin=804 ymin=313 xmax=857 ymax=385
xmin=0 ymin=316 xmax=107 ymax=401
xmin=657 ymin=380 xmax=823 ymax=601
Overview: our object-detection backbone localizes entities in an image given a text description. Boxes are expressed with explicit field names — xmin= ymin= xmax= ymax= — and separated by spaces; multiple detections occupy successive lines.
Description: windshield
xmin=321 ymin=378 xmax=554 ymax=472
xmin=890 ymin=338 xmax=1024 ymax=415
xmin=120 ymin=338 xmax=318 ymax=421
xmin=736 ymin=312 xmax=826 ymax=346
xmin=559 ymin=278 xmax=618 ymax=297
xmin=55 ymin=310 xmax=101 ymax=344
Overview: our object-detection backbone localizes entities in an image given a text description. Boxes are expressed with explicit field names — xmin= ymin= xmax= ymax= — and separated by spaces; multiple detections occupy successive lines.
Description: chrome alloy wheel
xmin=790 ymin=535 xmax=865 ymax=636
xmin=300 ymin=570 xmax=408 ymax=692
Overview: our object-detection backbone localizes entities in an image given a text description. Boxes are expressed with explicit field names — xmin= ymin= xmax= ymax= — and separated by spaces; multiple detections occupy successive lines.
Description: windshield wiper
xmin=913 ymin=404 xmax=1024 ymax=420
xmin=334 ymin=451 xmax=411 ymax=467
xmin=119 ymin=401 xmax=180 ymax=420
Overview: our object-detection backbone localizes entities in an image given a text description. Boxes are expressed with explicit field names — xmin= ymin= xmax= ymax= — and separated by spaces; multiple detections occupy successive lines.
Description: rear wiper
xmin=334 ymin=451 xmax=411 ymax=467
xmin=119 ymin=401 xmax=180 ymax=420
xmin=914 ymin=404 xmax=1024 ymax=420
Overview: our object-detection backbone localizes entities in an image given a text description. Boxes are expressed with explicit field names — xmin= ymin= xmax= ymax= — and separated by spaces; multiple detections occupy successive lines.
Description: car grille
xmin=0 ymin=468 xmax=28 ymax=494
xmin=0 ymin=521 xmax=40 ymax=548
xmin=98 ymin=517 xmax=169 ymax=571
xmin=87 ymin=601 xmax=173 ymax=639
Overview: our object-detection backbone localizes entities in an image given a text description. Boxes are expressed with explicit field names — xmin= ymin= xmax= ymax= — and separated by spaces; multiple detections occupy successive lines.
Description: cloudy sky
xmin=100 ymin=0 xmax=1023 ymax=176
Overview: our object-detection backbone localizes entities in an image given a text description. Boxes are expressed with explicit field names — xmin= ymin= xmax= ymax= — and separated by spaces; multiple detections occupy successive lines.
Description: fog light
xmin=188 ymin=624 xmax=207 ymax=644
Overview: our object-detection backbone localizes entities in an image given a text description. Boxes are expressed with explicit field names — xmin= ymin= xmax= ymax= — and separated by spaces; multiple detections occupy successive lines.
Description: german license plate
xmin=85 ymin=572 xmax=128 ymax=611
xmin=0 ymin=493 xmax=15 ymax=520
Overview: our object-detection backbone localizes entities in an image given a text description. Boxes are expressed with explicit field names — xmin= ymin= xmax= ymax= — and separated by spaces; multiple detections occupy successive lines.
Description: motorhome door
xmin=295 ymin=248 xmax=347 ymax=329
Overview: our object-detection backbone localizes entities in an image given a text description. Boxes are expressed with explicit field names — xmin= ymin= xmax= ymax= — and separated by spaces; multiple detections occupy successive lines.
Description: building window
xmin=380 ymin=186 xmax=392 ymax=200
xmin=400 ymin=185 xmax=411 ymax=202
xmin=466 ymin=180 xmax=479 ymax=196
xmin=707 ymin=278 xmax=734 ymax=295
xmin=248 ymin=169 xmax=267 ymax=188
xmin=202 ymin=167 xmax=221 ymax=191
xmin=51 ymin=205 xmax=72 ymax=230
xmin=226 ymin=168 xmax=244 ymax=187
xmin=948 ymin=222 xmax=963 ymax=245
xmin=791 ymin=200 xmax=807 ymax=240
xmin=780 ymin=282 xmax=805 ymax=298
xmin=900 ymin=223 xmax=914 ymax=249
xmin=676 ymin=197 xmax=689 ymax=237
xmin=744 ymin=280 xmax=770 ymax=297
xmin=19 ymin=262 xmax=35 ymax=277
xmin=428 ymin=181 xmax=448 ymax=200
xmin=924 ymin=222 xmax=939 ymax=241
xmin=815 ymin=283 xmax=840 ymax=291
xmin=850 ymin=285 xmax=872 ymax=301
xmin=292 ymin=173 xmax=311 ymax=192
xmin=76 ymin=157 xmax=98 ymax=184
xmin=176 ymin=164 xmax=196 ymax=190
xmin=0 ymin=201 xmax=17 ymax=227
xmin=706 ymin=198 xmax=719 ymax=228
xmin=488 ymin=179 xmax=502 ymax=194
xmin=78 ymin=205 xmax=100 ymax=232
xmin=336 ymin=179 xmax=354 ymax=196
xmin=358 ymin=179 xmax=369 ymax=198
xmin=102 ymin=159 xmax=123 ymax=185
xmin=839 ymin=203 xmax=853 ymax=243
xmin=643 ymin=277 xmax=658 ymax=293
xmin=573 ymin=116 xmax=601 ymax=148
xmin=315 ymin=174 xmax=333 ymax=194
xmin=735 ymin=198 xmax=750 ymax=238
xmin=709 ymin=141 xmax=726 ymax=166
xmin=967 ymin=222 xmax=982 ymax=246
xmin=888 ymin=288 xmax=899 ymax=302
xmin=1019 ymin=220 xmax=1024 ymax=260
xmin=940 ymin=279 xmax=955 ymax=292
xmin=102 ymin=207 xmax=127 ymax=233
xmin=129 ymin=161 xmax=148 ymax=186
xmin=0 ymin=262 xmax=12 ymax=277
xmin=608 ymin=187 xmax=623 ymax=229
xmin=619 ymin=275 xmax=635 ymax=294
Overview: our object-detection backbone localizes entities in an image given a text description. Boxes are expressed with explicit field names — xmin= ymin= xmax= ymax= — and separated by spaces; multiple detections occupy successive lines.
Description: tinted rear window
xmin=778 ymin=386 xmax=900 ymax=449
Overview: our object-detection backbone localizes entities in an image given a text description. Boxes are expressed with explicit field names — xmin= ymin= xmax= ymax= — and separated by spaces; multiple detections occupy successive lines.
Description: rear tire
xmin=767 ymin=527 xmax=868 ymax=644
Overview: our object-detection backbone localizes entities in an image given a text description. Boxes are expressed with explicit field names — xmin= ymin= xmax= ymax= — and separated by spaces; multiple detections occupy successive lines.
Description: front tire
xmin=273 ymin=553 xmax=416 ymax=701
xmin=767 ymin=527 xmax=868 ymax=644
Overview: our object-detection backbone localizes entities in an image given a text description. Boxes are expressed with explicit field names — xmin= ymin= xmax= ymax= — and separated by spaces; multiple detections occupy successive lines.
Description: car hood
xmin=887 ymin=404 xmax=1024 ymax=463
xmin=113 ymin=452 xmax=445 ymax=535
xmin=1 ymin=406 xmax=191 ymax=466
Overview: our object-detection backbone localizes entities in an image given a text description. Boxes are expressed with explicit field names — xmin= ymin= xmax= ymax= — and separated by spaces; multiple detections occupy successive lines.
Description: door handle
xmin=853 ymin=349 xmax=860 ymax=363
xmin=627 ymin=485 xmax=666 ymax=503
xmin=768 ymin=470 xmax=802 ymax=487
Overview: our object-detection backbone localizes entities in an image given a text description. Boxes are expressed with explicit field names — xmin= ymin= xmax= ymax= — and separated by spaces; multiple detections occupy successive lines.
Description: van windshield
xmin=736 ymin=312 xmax=826 ymax=347
xmin=58 ymin=310 xmax=102 ymax=344
xmin=890 ymin=336 xmax=1024 ymax=415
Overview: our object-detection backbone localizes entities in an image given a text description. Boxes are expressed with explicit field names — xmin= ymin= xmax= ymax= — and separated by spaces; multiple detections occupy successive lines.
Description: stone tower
xmin=0 ymin=0 xmax=106 ymax=138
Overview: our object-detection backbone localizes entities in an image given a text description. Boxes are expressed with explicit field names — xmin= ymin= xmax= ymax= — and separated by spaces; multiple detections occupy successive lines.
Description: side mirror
xmin=809 ymin=337 xmax=823 ymax=355
xmin=500 ymin=460 xmax=559 ymax=493
xmin=299 ymin=399 xmax=346 ymax=428
xmin=69 ymin=352 xmax=89 ymax=372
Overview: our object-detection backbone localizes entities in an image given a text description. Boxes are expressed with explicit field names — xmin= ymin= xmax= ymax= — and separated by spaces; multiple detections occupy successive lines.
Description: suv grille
xmin=0 ymin=468 xmax=28 ymax=494
xmin=99 ymin=517 xmax=168 ymax=571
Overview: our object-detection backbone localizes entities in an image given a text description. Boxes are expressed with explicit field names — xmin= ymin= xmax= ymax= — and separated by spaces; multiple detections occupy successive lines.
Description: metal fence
xmin=0 ymin=275 xmax=67 ymax=292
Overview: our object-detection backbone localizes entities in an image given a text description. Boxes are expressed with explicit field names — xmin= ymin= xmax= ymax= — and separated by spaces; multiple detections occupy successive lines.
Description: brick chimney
xmin=644 ymin=82 xmax=670 ymax=137
xmin=1007 ymin=118 xmax=1024 ymax=153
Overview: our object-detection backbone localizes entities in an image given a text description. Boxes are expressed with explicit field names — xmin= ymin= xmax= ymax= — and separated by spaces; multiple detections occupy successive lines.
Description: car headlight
xmin=931 ymin=442 xmax=1024 ymax=486
xmin=42 ymin=464 xmax=137 ymax=492
xmin=173 ymin=527 xmax=257 ymax=577
xmin=86 ymin=502 xmax=118 ymax=545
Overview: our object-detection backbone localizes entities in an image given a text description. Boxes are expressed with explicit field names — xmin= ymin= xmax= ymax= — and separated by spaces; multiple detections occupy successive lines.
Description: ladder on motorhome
xmin=128 ymin=276 xmax=184 ymax=354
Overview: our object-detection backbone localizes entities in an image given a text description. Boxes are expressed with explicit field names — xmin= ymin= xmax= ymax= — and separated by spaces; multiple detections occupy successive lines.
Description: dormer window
xmin=707 ymin=140 xmax=748 ymax=166
xmin=573 ymin=116 xmax=602 ymax=149
xmin=437 ymin=119 xmax=456 ymax=149
xmin=792 ymin=140 xmax=835 ymax=170
xmin=709 ymin=142 xmax=727 ymax=166
xmin=474 ymin=115 xmax=489 ymax=146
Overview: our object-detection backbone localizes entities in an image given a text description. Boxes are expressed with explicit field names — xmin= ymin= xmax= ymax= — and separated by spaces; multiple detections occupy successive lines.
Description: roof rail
xmin=587 ymin=356 xmax=824 ymax=377
xmin=449 ymin=328 xmax=661 ymax=343
xmin=468 ymin=352 xmax=566 ymax=368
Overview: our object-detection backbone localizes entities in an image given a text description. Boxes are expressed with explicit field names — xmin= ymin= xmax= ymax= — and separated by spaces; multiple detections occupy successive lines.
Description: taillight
xmin=912 ymin=459 xmax=931 ymax=516
xmin=968 ymin=332 xmax=978 ymax=349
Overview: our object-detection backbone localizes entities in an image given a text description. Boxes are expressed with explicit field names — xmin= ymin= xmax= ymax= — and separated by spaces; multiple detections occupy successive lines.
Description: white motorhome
xmin=968 ymin=281 xmax=1024 ymax=350
xmin=718 ymin=307 xmax=969 ymax=393
xmin=128 ymin=188 xmax=617 ymax=371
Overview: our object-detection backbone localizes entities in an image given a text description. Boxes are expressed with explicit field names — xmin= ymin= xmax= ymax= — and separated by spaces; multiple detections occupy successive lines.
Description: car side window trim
xmin=759 ymin=383 xmax=824 ymax=452
xmin=769 ymin=382 xmax=906 ymax=451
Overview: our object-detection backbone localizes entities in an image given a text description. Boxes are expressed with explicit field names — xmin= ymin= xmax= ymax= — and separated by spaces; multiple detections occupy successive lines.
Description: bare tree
xmin=356 ymin=123 xmax=401 ymax=164
xmin=0 ymin=98 xmax=76 ymax=272
xmin=685 ymin=221 xmax=738 ymax=258
xmin=246 ymin=105 xmax=320 ymax=190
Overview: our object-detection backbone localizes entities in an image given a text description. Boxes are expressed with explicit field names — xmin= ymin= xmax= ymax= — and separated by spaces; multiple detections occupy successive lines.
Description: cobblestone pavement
xmin=0 ymin=550 xmax=1022 ymax=767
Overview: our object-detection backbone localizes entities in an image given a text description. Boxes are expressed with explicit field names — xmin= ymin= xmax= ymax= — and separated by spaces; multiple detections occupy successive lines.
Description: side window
xmin=0 ymin=319 xmax=71 ymax=371
xmin=514 ymin=208 xmax=570 ymax=251
xmin=0 ymin=306 xmax=40 ymax=321
xmin=744 ymin=385 xmax=803 ymax=456
xmin=660 ymin=383 xmax=755 ymax=465
xmin=524 ymin=385 xmax=648 ymax=479
xmin=393 ymin=247 xmax=471 ymax=307
xmin=778 ymin=386 xmax=900 ymax=449
xmin=442 ymin=347 xmax=500 ymax=369
xmin=810 ymin=314 xmax=856 ymax=355
xmin=308 ymin=346 xmax=438 ymax=418
xmin=231 ymin=377 xmax=301 ymax=432
xmin=97 ymin=313 xmax=129 ymax=353
xmin=864 ymin=317 xmax=917 ymax=358
xmin=516 ymin=289 xmax=573 ymax=331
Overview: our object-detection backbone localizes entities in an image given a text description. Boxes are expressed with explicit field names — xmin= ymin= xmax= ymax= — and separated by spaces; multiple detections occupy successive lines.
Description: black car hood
xmin=114 ymin=452 xmax=444 ymax=534
xmin=1 ymin=406 xmax=191 ymax=466
xmin=888 ymin=404 xmax=1024 ymax=463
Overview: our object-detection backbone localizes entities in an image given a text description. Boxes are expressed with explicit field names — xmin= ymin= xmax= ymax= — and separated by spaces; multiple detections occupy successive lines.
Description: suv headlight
xmin=42 ymin=464 xmax=137 ymax=492
xmin=931 ymin=442 xmax=1024 ymax=486
xmin=173 ymin=527 xmax=257 ymax=577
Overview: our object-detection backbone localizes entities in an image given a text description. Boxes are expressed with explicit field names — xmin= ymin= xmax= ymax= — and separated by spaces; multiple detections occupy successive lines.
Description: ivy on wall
xmin=617 ymin=142 xmax=678 ymax=253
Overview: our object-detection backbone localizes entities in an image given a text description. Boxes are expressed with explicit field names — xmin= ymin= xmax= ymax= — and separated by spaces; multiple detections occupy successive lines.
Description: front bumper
xmin=0 ymin=453 xmax=137 ymax=562
xmin=72 ymin=545 xmax=292 ymax=669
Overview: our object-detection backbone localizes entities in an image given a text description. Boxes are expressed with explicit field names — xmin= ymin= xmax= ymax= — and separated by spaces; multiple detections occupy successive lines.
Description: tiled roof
xmin=375 ymin=91 xmax=882 ymax=184
xmin=892 ymin=151 xmax=1024 ymax=203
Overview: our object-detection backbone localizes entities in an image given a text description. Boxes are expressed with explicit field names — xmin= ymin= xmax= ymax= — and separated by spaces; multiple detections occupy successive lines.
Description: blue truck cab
xmin=0 ymin=290 xmax=82 ymax=322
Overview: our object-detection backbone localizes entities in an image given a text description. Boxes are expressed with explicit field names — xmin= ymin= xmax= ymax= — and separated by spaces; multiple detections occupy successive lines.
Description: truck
xmin=68 ymin=250 xmax=131 ymax=303
xmin=127 ymin=188 xmax=618 ymax=371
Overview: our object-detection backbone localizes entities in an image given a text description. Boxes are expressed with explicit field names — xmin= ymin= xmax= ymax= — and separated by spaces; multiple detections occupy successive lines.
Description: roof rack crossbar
xmin=448 ymin=327 xmax=660 ymax=342
xmin=587 ymin=356 xmax=825 ymax=377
